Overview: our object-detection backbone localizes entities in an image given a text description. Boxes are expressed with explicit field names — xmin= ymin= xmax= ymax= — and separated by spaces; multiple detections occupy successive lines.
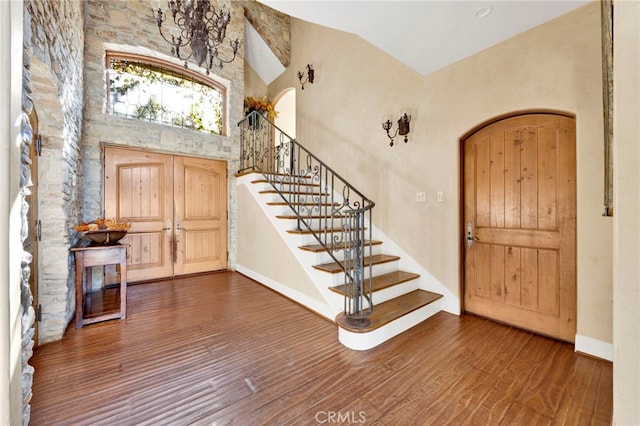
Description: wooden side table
xmin=71 ymin=244 xmax=129 ymax=329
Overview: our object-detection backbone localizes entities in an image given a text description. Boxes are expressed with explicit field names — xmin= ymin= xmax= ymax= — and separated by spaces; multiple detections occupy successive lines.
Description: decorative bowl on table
xmin=74 ymin=218 xmax=130 ymax=245
xmin=81 ymin=230 xmax=128 ymax=245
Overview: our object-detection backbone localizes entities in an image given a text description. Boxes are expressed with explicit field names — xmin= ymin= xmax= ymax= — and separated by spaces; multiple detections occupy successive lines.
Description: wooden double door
xmin=105 ymin=147 xmax=227 ymax=282
xmin=463 ymin=113 xmax=576 ymax=342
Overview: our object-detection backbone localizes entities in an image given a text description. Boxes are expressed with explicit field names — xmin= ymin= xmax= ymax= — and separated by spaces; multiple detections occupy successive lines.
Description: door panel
xmin=174 ymin=156 xmax=227 ymax=275
xmin=105 ymin=147 xmax=227 ymax=280
xmin=463 ymin=113 xmax=576 ymax=342
xmin=105 ymin=148 xmax=173 ymax=282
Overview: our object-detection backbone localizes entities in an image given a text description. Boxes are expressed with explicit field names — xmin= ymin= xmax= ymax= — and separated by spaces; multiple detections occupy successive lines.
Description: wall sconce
xmin=382 ymin=113 xmax=411 ymax=146
xmin=297 ymin=64 xmax=314 ymax=90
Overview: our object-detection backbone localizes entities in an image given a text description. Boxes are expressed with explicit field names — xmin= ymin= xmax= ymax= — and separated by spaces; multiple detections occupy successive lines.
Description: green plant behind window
xmin=108 ymin=58 xmax=224 ymax=135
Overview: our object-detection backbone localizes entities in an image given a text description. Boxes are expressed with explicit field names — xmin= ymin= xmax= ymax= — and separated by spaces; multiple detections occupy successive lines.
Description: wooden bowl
xmin=82 ymin=230 xmax=127 ymax=245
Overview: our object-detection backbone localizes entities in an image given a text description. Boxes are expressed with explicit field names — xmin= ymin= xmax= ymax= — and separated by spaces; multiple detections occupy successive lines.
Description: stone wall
xmin=242 ymin=0 xmax=291 ymax=68
xmin=23 ymin=0 xmax=85 ymax=343
xmin=82 ymin=0 xmax=245 ymax=268
xmin=19 ymin=98 xmax=36 ymax=426
xmin=22 ymin=0 xmax=85 ymax=422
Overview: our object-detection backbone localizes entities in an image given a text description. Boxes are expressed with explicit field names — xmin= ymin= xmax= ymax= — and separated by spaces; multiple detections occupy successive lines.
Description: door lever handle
xmin=466 ymin=222 xmax=479 ymax=248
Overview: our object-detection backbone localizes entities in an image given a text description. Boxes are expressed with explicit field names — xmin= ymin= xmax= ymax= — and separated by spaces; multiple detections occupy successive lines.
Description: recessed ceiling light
xmin=475 ymin=6 xmax=493 ymax=19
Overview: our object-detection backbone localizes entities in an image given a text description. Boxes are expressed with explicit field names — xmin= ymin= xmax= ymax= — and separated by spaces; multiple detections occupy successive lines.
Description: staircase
xmin=237 ymin=111 xmax=445 ymax=350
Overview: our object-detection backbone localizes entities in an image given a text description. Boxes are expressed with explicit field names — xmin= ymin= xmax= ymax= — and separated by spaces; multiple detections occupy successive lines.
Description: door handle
xmin=466 ymin=221 xmax=479 ymax=248
xmin=162 ymin=220 xmax=172 ymax=232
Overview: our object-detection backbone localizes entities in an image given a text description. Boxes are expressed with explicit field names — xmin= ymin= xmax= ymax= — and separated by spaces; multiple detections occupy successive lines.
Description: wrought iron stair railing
xmin=239 ymin=110 xmax=375 ymax=327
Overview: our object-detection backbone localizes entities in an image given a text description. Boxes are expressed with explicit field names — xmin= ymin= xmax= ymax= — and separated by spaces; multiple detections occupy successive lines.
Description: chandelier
xmin=153 ymin=0 xmax=240 ymax=74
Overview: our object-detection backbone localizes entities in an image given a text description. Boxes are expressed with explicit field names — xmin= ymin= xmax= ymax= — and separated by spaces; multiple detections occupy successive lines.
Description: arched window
xmin=106 ymin=52 xmax=227 ymax=135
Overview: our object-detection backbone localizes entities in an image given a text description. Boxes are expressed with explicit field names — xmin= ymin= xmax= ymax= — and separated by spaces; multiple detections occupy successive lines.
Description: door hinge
xmin=35 ymin=219 xmax=42 ymax=241
xmin=35 ymin=135 xmax=42 ymax=157
xmin=36 ymin=304 xmax=42 ymax=322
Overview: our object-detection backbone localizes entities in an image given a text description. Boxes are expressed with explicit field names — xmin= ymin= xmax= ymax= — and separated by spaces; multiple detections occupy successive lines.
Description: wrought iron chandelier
xmin=153 ymin=0 xmax=240 ymax=74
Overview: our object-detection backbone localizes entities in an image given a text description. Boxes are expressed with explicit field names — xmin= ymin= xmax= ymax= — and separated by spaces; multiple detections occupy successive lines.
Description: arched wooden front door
xmin=462 ymin=112 xmax=576 ymax=342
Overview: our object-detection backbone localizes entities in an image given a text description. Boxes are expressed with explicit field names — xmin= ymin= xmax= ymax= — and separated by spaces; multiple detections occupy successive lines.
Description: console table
xmin=71 ymin=243 xmax=129 ymax=329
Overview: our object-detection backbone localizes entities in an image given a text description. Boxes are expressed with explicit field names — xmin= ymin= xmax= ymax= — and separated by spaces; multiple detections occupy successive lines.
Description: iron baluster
xmin=237 ymin=111 xmax=375 ymax=328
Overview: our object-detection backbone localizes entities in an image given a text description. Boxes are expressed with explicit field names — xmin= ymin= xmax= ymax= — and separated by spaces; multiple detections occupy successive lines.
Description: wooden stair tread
xmin=287 ymin=227 xmax=366 ymax=235
xmin=335 ymin=290 xmax=443 ymax=333
xmin=330 ymin=270 xmax=420 ymax=295
xmin=299 ymin=240 xmax=382 ymax=253
xmin=251 ymin=179 xmax=320 ymax=187
xmin=267 ymin=201 xmax=338 ymax=207
xmin=259 ymin=190 xmax=328 ymax=196
xmin=313 ymin=254 xmax=400 ymax=274
xmin=236 ymin=170 xmax=259 ymax=178
xmin=276 ymin=214 xmax=346 ymax=220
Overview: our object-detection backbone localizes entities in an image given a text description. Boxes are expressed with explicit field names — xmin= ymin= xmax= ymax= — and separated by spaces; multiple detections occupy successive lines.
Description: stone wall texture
xmin=242 ymin=0 xmax=291 ymax=68
xmin=24 ymin=0 xmax=85 ymax=346
xmin=22 ymin=0 xmax=85 ymax=423
xmin=82 ymin=0 xmax=246 ymax=269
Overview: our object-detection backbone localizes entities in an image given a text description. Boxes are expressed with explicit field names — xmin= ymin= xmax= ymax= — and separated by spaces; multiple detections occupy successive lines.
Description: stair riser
xmin=301 ymin=245 xmax=383 ymax=265
xmin=338 ymin=298 xmax=443 ymax=351
xmin=313 ymin=259 xmax=401 ymax=287
xmin=363 ymin=279 xmax=419 ymax=305
xmin=260 ymin=189 xmax=341 ymax=202
xmin=261 ymin=193 xmax=333 ymax=203
xmin=268 ymin=205 xmax=343 ymax=218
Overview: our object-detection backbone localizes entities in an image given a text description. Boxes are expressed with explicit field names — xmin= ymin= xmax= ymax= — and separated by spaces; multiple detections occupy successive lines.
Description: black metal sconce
xmin=382 ymin=113 xmax=411 ymax=146
xmin=297 ymin=64 xmax=314 ymax=90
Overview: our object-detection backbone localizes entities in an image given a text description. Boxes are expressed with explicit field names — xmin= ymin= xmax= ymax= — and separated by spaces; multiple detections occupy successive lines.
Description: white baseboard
xmin=575 ymin=334 xmax=613 ymax=361
xmin=235 ymin=264 xmax=337 ymax=321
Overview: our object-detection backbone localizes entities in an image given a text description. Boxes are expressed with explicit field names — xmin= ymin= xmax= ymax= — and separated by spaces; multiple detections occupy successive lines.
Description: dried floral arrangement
xmin=244 ymin=96 xmax=278 ymax=121
xmin=74 ymin=218 xmax=131 ymax=232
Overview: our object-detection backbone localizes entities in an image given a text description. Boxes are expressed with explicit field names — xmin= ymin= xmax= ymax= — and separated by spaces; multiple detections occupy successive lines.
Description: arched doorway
xmin=461 ymin=111 xmax=576 ymax=342
xmin=273 ymin=88 xmax=295 ymax=173
xmin=274 ymin=87 xmax=296 ymax=139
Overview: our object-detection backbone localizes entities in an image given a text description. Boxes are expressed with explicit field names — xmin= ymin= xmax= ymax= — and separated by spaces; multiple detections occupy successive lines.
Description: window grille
xmin=106 ymin=53 xmax=225 ymax=135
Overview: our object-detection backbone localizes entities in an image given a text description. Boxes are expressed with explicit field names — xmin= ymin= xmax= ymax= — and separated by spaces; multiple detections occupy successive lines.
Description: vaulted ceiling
xmin=246 ymin=1 xmax=590 ymax=83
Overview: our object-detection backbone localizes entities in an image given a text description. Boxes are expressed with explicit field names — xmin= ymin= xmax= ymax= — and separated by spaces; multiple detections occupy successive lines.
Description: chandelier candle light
xmin=153 ymin=0 xmax=240 ymax=74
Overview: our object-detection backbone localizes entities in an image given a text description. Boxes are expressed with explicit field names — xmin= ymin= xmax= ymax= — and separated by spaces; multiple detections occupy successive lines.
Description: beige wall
xmin=268 ymin=2 xmax=612 ymax=345
xmin=245 ymin=63 xmax=269 ymax=100
xmin=612 ymin=1 xmax=640 ymax=423
xmin=236 ymin=184 xmax=325 ymax=303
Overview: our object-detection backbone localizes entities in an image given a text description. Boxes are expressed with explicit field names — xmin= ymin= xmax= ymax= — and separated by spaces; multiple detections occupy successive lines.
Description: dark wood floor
xmin=29 ymin=272 xmax=612 ymax=425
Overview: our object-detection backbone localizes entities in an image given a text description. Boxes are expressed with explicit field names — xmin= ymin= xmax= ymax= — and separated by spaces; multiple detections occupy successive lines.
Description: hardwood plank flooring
xmin=29 ymin=272 xmax=612 ymax=425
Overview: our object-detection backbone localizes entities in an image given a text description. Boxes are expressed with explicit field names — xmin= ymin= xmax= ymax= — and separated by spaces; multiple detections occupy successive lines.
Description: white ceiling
xmin=247 ymin=0 xmax=589 ymax=82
